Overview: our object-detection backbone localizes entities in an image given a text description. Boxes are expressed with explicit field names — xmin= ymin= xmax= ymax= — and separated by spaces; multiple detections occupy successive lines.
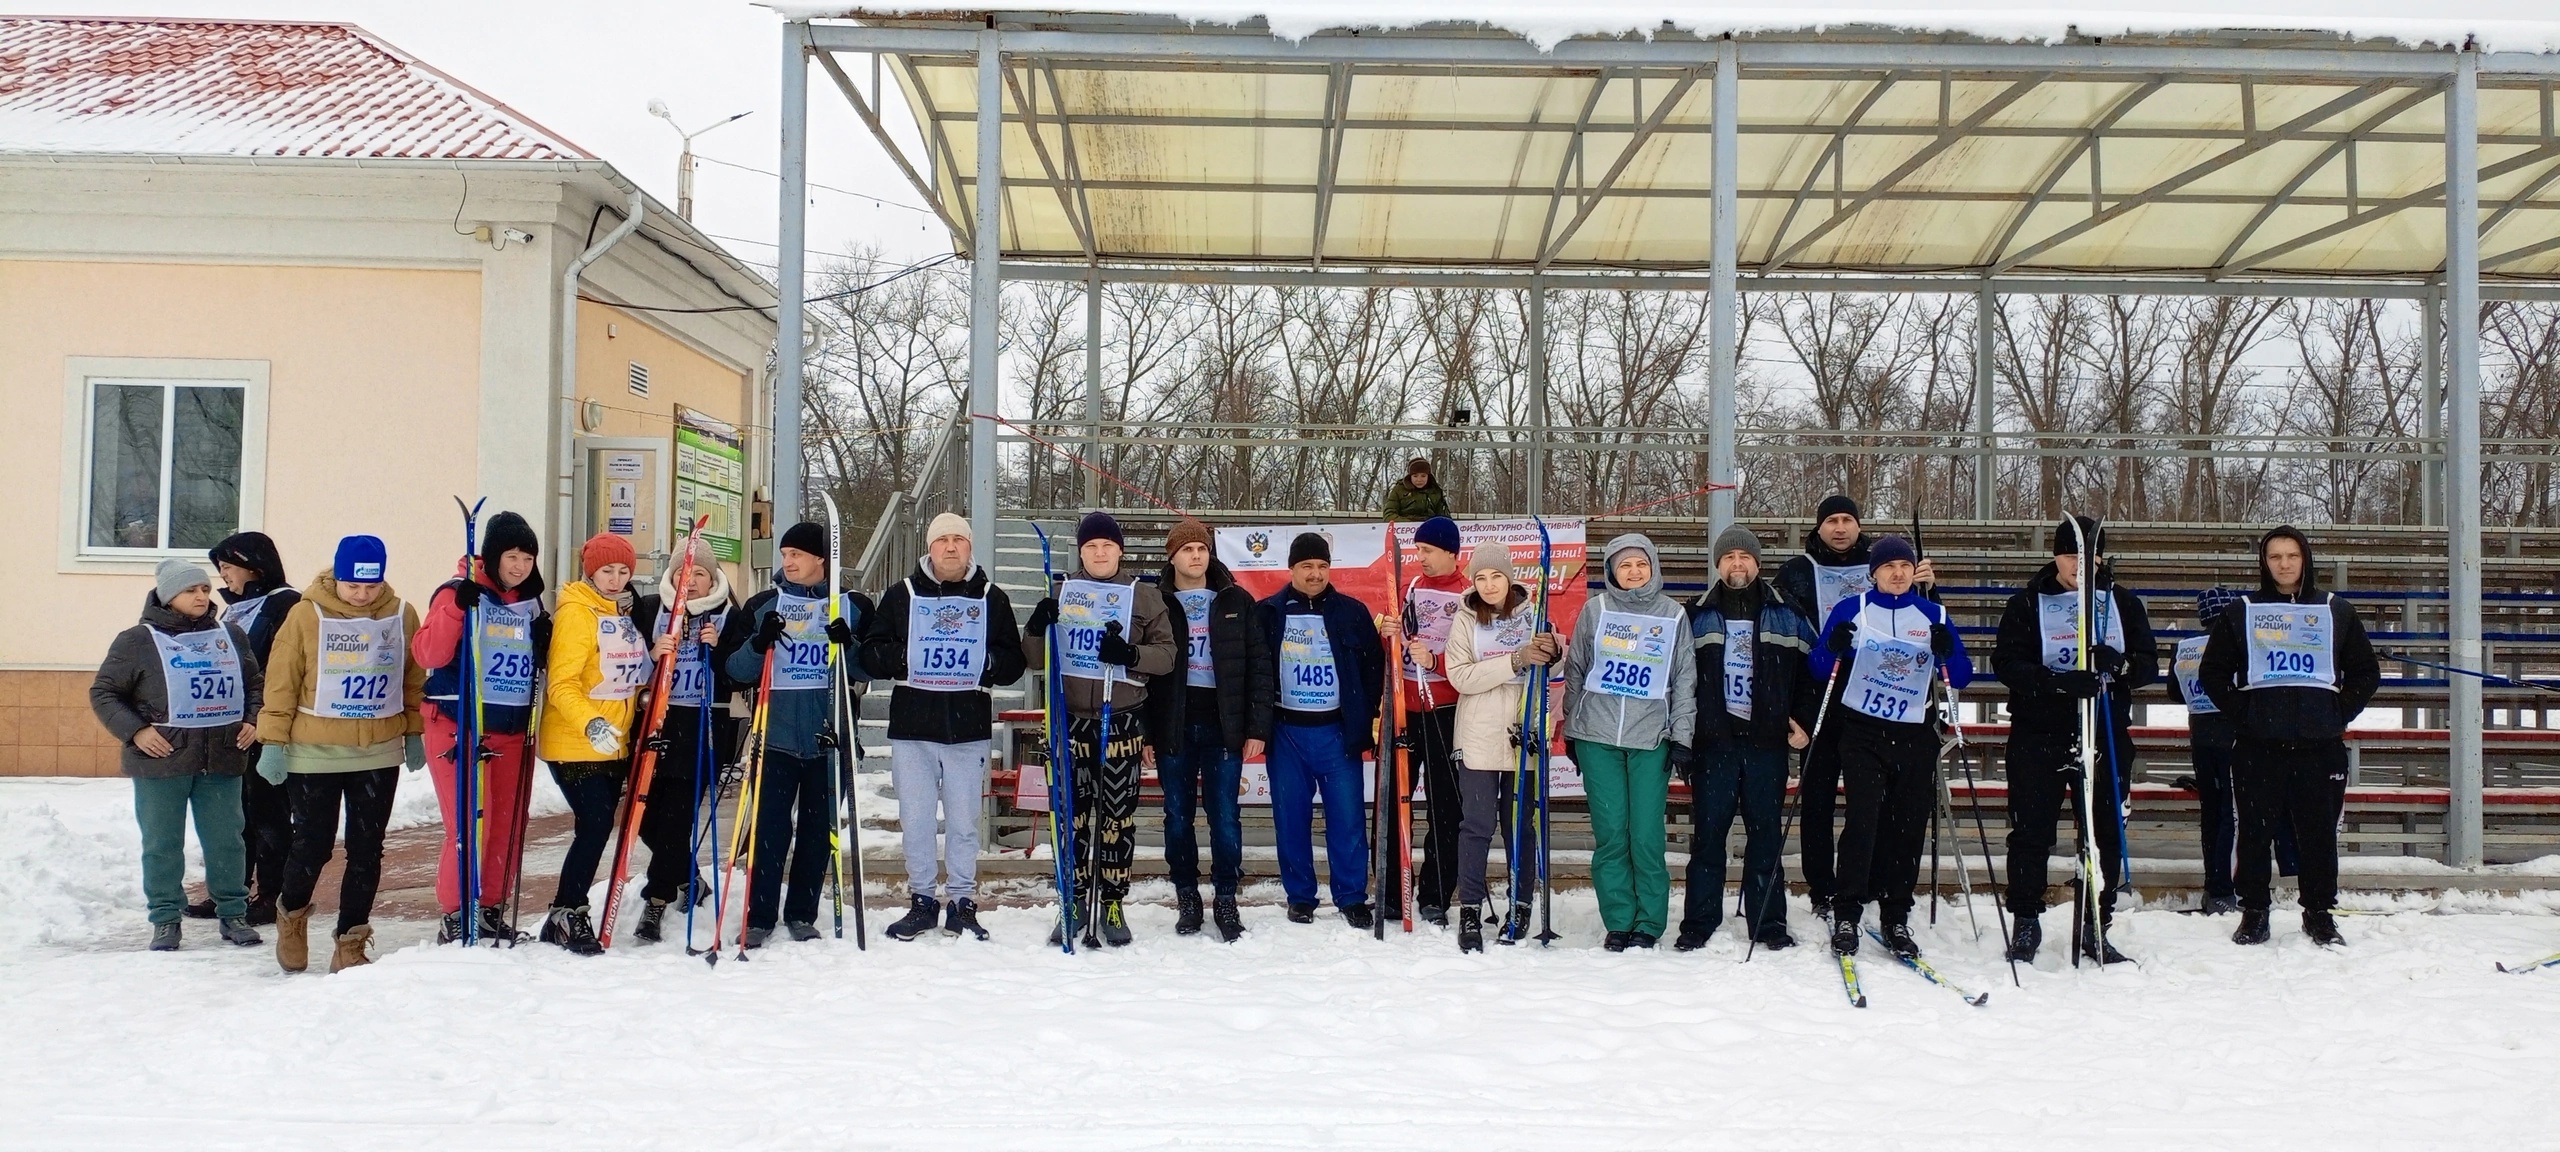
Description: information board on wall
xmin=673 ymin=405 xmax=747 ymax=562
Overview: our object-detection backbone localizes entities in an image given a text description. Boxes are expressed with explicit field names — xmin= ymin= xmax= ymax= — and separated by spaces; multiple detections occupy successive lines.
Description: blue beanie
xmin=334 ymin=535 xmax=388 ymax=583
xmin=1414 ymin=516 xmax=1462 ymax=555
xmin=1076 ymin=511 xmax=1124 ymax=548
xmin=1867 ymin=535 xmax=1916 ymax=574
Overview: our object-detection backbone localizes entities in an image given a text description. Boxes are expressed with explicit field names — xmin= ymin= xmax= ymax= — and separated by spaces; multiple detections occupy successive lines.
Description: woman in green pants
xmin=1561 ymin=534 xmax=1697 ymax=951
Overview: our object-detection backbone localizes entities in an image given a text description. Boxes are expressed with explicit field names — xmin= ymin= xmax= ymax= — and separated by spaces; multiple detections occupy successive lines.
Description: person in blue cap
xmin=1392 ymin=514 xmax=1472 ymax=925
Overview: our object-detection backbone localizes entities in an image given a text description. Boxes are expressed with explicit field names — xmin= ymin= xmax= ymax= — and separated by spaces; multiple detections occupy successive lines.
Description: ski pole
xmin=1751 ymin=654 xmax=1841 ymax=964
xmin=1030 ymin=524 xmax=1077 ymax=953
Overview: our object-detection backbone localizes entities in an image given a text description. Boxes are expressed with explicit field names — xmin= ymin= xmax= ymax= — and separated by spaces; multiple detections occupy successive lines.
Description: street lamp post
xmin=648 ymin=100 xmax=752 ymax=222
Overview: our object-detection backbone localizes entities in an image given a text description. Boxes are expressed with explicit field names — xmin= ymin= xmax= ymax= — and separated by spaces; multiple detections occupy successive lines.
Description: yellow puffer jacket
xmin=539 ymin=580 xmax=649 ymax=763
xmin=258 ymin=571 xmax=425 ymax=749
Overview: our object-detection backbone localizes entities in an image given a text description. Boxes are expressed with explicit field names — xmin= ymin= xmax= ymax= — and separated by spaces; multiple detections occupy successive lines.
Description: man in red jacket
xmin=1395 ymin=516 xmax=1471 ymax=925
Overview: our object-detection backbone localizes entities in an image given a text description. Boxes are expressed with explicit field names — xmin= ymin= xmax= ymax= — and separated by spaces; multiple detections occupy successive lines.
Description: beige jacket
xmin=258 ymin=571 xmax=426 ymax=751
xmin=1442 ymin=602 xmax=1554 ymax=774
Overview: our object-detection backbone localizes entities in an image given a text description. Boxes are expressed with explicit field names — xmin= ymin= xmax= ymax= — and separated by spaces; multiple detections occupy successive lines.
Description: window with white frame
xmin=82 ymin=378 xmax=247 ymax=553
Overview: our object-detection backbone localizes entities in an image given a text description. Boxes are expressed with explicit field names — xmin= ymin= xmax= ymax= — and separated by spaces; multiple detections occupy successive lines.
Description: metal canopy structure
xmin=774 ymin=10 xmax=2560 ymax=868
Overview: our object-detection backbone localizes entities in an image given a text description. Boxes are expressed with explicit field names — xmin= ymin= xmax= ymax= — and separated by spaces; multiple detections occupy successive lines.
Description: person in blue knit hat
xmin=1391 ymin=514 xmax=1471 ymax=925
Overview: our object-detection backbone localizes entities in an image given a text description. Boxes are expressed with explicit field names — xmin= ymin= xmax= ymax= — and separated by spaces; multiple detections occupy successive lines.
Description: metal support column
xmin=1083 ymin=266 xmax=1102 ymax=508
xmin=1974 ymin=282 xmax=1997 ymax=520
xmin=1526 ymin=281 xmax=1546 ymax=517
xmin=1706 ymin=39 xmax=1739 ymax=534
xmin=968 ymin=30 xmax=1004 ymax=552
xmin=2422 ymin=285 xmax=2444 ymax=528
xmin=2446 ymin=48 xmax=2485 ymax=868
xmin=773 ymin=25 xmax=810 ymax=526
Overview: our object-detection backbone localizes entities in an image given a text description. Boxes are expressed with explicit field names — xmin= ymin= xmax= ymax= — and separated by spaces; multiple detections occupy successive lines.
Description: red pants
xmin=425 ymin=708 xmax=534 ymax=914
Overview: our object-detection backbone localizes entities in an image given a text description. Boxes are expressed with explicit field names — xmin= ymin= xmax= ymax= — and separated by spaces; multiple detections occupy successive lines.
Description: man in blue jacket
xmin=1257 ymin=532 xmax=1386 ymax=928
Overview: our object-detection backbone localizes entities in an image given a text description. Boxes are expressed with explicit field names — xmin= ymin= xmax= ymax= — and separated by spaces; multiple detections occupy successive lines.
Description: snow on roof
xmin=0 ymin=17 xmax=590 ymax=160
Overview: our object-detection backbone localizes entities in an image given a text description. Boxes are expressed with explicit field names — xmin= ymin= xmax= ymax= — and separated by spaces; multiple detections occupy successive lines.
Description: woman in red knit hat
xmin=533 ymin=532 xmax=651 ymax=954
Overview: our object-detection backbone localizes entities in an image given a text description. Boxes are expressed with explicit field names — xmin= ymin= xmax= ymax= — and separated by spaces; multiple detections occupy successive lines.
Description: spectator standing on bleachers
xmin=1991 ymin=516 xmax=2157 ymax=965
xmin=1255 ymin=531 xmax=1386 ymax=930
xmin=1808 ymin=536 xmax=1970 ymax=963
xmin=2171 ymin=586 xmax=2301 ymax=916
xmin=2197 ymin=526 xmax=2381 ymax=949
xmin=1561 ymin=533 xmax=1698 ymax=952
xmin=1381 ymin=456 xmax=1451 ymax=521
xmin=1143 ymin=519 xmax=1270 ymax=943
xmin=861 ymin=513 xmax=1026 ymax=944
xmin=1393 ymin=516 xmax=1472 ymax=927
xmin=1677 ymin=524 xmax=1821 ymax=953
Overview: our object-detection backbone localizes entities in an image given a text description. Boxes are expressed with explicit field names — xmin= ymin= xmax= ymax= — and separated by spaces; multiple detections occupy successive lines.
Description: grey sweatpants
xmin=889 ymin=739 xmax=991 ymax=900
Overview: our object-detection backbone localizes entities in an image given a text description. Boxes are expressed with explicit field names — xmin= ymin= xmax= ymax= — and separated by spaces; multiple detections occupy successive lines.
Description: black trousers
xmin=2004 ymin=727 xmax=2132 ymax=916
xmin=1068 ymin=711 xmax=1143 ymax=904
xmin=241 ymin=746 xmax=293 ymax=902
xmin=1799 ymin=722 xmax=1844 ymax=904
xmin=2234 ymin=737 xmax=2349 ymax=914
xmin=1391 ymin=704 xmax=1462 ymax=912
xmin=280 ymin=767 xmax=399 ymax=937
xmin=640 ymin=705 xmax=735 ymax=903
xmin=748 ymin=750 xmax=837 ymax=930
xmin=1830 ymin=718 xmax=1937 ymax=928
xmin=549 ymin=760 xmax=628 ymax=909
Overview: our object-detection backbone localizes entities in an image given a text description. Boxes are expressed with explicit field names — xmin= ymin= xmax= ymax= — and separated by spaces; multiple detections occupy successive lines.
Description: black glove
xmin=1097 ymin=620 xmax=1137 ymax=667
xmin=642 ymin=731 xmax=673 ymax=757
xmin=824 ymin=616 xmax=855 ymax=647
xmin=1025 ymin=597 xmax=1059 ymax=638
xmin=1825 ymin=622 xmax=1856 ymax=655
xmin=817 ymin=725 xmax=841 ymax=750
xmin=449 ymin=579 xmax=482 ymax=613
xmin=529 ymin=616 xmax=553 ymax=660
xmin=1930 ymin=623 xmax=1955 ymax=661
xmin=979 ymin=664 xmax=1003 ymax=688
xmin=2092 ymin=644 xmax=2126 ymax=677
xmin=1666 ymin=741 xmax=1694 ymax=775
xmin=751 ymin=611 xmax=787 ymax=653
xmin=2052 ymin=669 xmax=2102 ymax=699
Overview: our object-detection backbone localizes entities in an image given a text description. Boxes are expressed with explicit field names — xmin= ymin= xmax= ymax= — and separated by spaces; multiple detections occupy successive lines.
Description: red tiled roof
xmin=0 ymin=17 xmax=589 ymax=160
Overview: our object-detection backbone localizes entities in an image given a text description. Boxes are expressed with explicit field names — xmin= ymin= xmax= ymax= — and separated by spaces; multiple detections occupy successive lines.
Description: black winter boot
xmin=184 ymin=898 xmax=216 ymax=920
xmin=2232 ymin=908 xmax=2272 ymax=945
xmin=1673 ymin=925 xmax=1710 ymax=952
xmin=1882 ymin=923 xmax=1921 ymax=960
xmin=1342 ymin=903 xmax=1376 ymax=931
xmin=217 ymin=915 xmax=262 ymax=947
xmin=945 ymin=898 xmax=987 ymax=941
xmin=540 ymin=906 xmax=603 ymax=956
xmin=1603 ymin=931 xmax=1631 ymax=952
xmin=246 ymin=894 xmax=278 ymax=926
xmin=2006 ymin=916 xmax=2043 ymax=962
xmin=1626 ymin=931 xmax=1658 ymax=950
xmin=1175 ymin=888 xmax=1204 ymax=936
xmin=1100 ymin=901 xmax=1133 ymax=947
xmin=1829 ymin=913 xmax=1861 ymax=957
xmin=149 ymin=922 xmax=181 ymax=951
xmin=786 ymin=921 xmax=821 ymax=942
xmin=437 ymin=910 xmax=464 ymax=945
xmin=478 ymin=905 xmax=514 ymax=943
xmin=2303 ymin=910 xmax=2347 ymax=947
xmin=1212 ymin=896 xmax=1245 ymax=943
xmin=634 ymin=898 xmax=669 ymax=943
xmin=1458 ymin=906 xmax=1484 ymax=953
xmin=1421 ymin=905 xmax=1448 ymax=927
xmin=886 ymin=894 xmax=940 ymax=942
xmin=1497 ymin=902 xmax=1532 ymax=945
xmin=1286 ymin=902 xmax=1316 ymax=924
xmin=1754 ymin=924 xmax=1796 ymax=951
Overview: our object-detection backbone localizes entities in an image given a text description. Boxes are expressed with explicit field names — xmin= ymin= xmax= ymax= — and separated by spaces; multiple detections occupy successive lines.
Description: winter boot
xmin=217 ymin=916 xmax=262 ymax=947
xmin=1175 ymin=888 xmax=1205 ymax=936
xmin=2303 ymin=910 xmax=2348 ymax=947
xmin=1829 ymin=913 xmax=1861 ymax=957
xmin=786 ymin=921 xmax=821 ymax=943
xmin=886 ymin=894 xmax=941 ymax=942
xmin=1286 ymin=902 xmax=1316 ymax=924
xmin=246 ymin=894 xmax=278 ymax=926
xmin=437 ymin=910 xmax=464 ymax=945
xmin=2202 ymin=895 xmax=2242 ymax=916
xmin=1421 ymin=905 xmax=1448 ymax=928
xmin=1497 ymin=902 xmax=1533 ymax=945
xmin=1100 ymin=901 xmax=1133 ymax=947
xmin=1342 ymin=903 xmax=1376 ymax=931
xmin=184 ymin=897 xmax=216 ymax=920
xmin=1212 ymin=896 xmax=1245 ymax=943
xmin=1754 ymin=924 xmax=1796 ymax=951
xmin=634 ymin=899 xmax=669 ymax=944
xmin=741 ymin=926 xmax=771 ymax=950
xmin=540 ymin=906 xmax=604 ymax=956
xmin=2082 ymin=933 xmax=2132 ymax=965
xmin=2232 ymin=908 xmax=2272 ymax=945
xmin=1673 ymin=925 xmax=1710 ymax=952
xmin=1458 ymin=906 xmax=1484 ymax=953
xmin=1627 ymin=931 xmax=1659 ymax=950
xmin=276 ymin=905 xmax=312 ymax=973
xmin=478 ymin=905 xmax=513 ymax=943
xmin=1809 ymin=894 xmax=1834 ymax=924
xmin=944 ymin=898 xmax=987 ymax=941
xmin=1882 ymin=923 xmax=1922 ymax=960
xmin=1603 ymin=931 xmax=1631 ymax=952
xmin=149 ymin=922 xmax=181 ymax=951
xmin=2006 ymin=916 xmax=2043 ymax=962
xmin=328 ymin=924 xmax=373 ymax=973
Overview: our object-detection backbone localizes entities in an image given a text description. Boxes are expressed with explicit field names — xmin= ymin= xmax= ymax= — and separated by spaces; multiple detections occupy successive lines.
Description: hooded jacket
xmin=1024 ymin=565 xmax=1180 ymax=718
xmin=1143 ymin=556 xmax=1273 ymax=757
xmin=860 ymin=558 xmax=1029 ymax=745
xmin=539 ymin=580 xmax=648 ymax=764
xmin=632 ymin=564 xmax=741 ymax=713
xmin=1443 ymin=584 xmax=1550 ymax=774
xmin=2196 ymin=527 xmax=2381 ymax=742
xmin=210 ymin=532 xmax=299 ymax=668
xmin=257 ymin=571 xmax=426 ymax=755
xmin=718 ymin=577 xmax=873 ymax=760
xmin=1993 ymin=560 xmax=2159 ymax=736
xmin=1686 ymin=578 xmax=1822 ymax=752
xmin=1562 ymin=534 xmax=1698 ymax=751
xmin=91 ymin=593 xmax=265 ymax=780
xmin=1381 ymin=474 xmax=1451 ymax=521
xmin=1255 ymin=580 xmax=1387 ymax=754
xmin=415 ymin=560 xmax=549 ymax=736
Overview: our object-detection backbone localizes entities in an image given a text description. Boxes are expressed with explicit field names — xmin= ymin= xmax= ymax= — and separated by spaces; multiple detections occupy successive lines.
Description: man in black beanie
xmin=1256 ymin=531 xmax=1386 ymax=927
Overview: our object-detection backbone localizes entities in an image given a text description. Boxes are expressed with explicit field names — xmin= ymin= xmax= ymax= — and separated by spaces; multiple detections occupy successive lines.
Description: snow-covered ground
xmin=5 ymin=777 xmax=2557 ymax=1152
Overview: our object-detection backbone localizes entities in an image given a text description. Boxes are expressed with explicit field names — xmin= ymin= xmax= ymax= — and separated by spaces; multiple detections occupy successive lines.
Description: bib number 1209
xmin=2264 ymin=650 xmax=2316 ymax=675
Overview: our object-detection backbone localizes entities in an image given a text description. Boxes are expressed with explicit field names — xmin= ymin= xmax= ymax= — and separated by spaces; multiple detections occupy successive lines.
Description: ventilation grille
xmin=627 ymin=361 xmax=650 ymax=398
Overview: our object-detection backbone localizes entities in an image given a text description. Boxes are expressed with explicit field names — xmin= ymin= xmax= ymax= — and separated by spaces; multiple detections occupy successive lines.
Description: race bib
xmin=1057 ymin=579 xmax=1135 ymax=683
xmin=768 ymin=591 xmax=837 ymax=692
xmin=476 ymin=599 xmax=538 ymax=707
xmin=1842 ymin=601 xmax=1933 ymax=724
xmin=1176 ymin=588 xmax=1216 ymax=688
xmin=2036 ymin=590 xmax=2127 ymax=672
xmin=1723 ymin=620 xmax=1755 ymax=720
xmin=2243 ymin=601 xmax=2337 ymax=691
xmin=906 ymin=592 xmax=990 ymax=692
xmin=1583 ymin=609 xmax=1674 ymax=701
xmin=592 ymin=615 xmax=649 ymax=702
xmin=1279 ymin=614 xmax=1340 ymax=711
xmin=1404 ymin=586 xmax=1464 ymax=685
xmin=2175 ymin=634 xmax=2216 ymax=715
xmin=660 ymin=610 xmax=715 ymax=708
xmin=220 ymin=593 xmax=270 ymax=640
xmin=149 ymin=626 xmax=244 ymax=728
xmin=1812 ymin=561 xmax=1872 ymax=621
xmin=1476 ymin=611 xmax=1535 ymax=684
xmin=306 ymin=610 xmax=404 ymax=720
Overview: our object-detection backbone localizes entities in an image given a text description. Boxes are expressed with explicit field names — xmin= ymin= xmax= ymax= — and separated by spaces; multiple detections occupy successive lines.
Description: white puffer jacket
xmin=1442 ymin=595 xmax=1552 ymax=774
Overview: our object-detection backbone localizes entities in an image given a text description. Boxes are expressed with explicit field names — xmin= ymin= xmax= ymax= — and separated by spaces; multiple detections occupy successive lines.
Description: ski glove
xmin=1929 ymin=623 xmax=1956 ymax=661
xmin=2092 ymin=643 xmax=2126 ymax=676
xmin=1665 ymin=741 xmax=1693 ymax=775
xmin=2051 ymin=669 xmax=2102 ymax=699
xmin=751 ymin=611 xmax=788 ymax=653
xmin=642 ymin=731 xmax=673 ymax=757
xmin=1097 ymin=620 xmax=1138 ymax=667
xmin=1825 ymin=622 xmax=1856 ymax=655
xmin=450 ymin=579 xmax=482 ymax=613
xmin=824 ymin=616 xmax=855 ymax=647
xmin=530 ymin=617 xmax=554 ymax=661
xmin=403 ymin=733 xmax=427 ymax=774
xmin=1025 ymin=596 xmax=1060 ymax=638
xmin=586 ymin=717 xmax=625 ymax=757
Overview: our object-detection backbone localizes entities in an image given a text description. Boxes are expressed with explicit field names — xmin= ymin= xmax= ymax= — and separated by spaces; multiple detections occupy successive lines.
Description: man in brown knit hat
xmin=1144 ymin=520 xmax=1272 ymax=941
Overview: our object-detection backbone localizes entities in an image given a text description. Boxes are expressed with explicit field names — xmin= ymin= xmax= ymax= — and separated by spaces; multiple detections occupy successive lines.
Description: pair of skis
xmin=592 ymin=516 xmax=712 ymax=949
xmin=1374 ymin=524 xmax=1416 ymax=939
xmin=1031 ymin=524 xmax=1084 ymax=953
xmin=449 ymin=497 xmax=538 ymax=947
xmin=1500 ymin=519 xmax=1557 ymax=947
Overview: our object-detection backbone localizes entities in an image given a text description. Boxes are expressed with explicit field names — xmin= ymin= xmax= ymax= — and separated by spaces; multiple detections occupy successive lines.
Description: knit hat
xmin=1712 ymin=523 xmax=1763 ymax=565
xmin=1867 ymin=535 xmax=1916 ymax=573
xmin=667 ymin=533 xmax=718 ymax=578
xmin=1165 ymin=519 xmax=1213 ymax=558
xmin=779 ymin=521 xmax=827 ymax=560
xmin=1076 ymin=511 xmax=1124 ymax=549
xmin=154 ymin=558 xmax=212 ymax=603
xmin=2196 ymin=586 xmax=2243 ymax=627
xmin=2053 ymin=514 xmax=2105 ymax=557
xmin=582 ymin=532 xmax=637 ymax=577
xmin=334 ymin=535 xmax=388 ymax=583
xmin=1406 ymin=456 xmax=1434 ymax=478
xmin=925 ymin=512 xmax=972 ymax=545
xmin=1816 ymin=494 xmax=1862 ymax=524
xmin=1288 ymin=531 xmax=1331 ymax=567
xmin=1414 ymin=516 xmax=1462 ymax=555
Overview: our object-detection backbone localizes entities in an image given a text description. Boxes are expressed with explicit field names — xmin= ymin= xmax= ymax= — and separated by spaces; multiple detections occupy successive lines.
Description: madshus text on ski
xmin=90 ymin=490 xmax=2429 ymax=981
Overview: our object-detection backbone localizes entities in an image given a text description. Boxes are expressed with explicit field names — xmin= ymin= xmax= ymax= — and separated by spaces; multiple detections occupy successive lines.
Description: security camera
xmin=501 ymin=228 xmax=535 ymax=246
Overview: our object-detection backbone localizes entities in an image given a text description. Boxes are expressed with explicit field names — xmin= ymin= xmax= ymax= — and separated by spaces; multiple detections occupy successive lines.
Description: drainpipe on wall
xmin=553 ymin=188 xmax=646 ymax=591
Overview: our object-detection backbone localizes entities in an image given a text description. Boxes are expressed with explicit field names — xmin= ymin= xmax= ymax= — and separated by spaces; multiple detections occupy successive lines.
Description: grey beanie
xmin=154 ymin=558 xmax=213 ymax=603
xmin=1711 ymin=523 xmax=1763 ymax=565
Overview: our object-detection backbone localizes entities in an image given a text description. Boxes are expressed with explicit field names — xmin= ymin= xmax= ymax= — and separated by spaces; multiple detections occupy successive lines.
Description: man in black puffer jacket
xmin=2198 ymin=525 xmax=2380 ymax=948
xmin=1144 ymin=519 xmax=1274 ymax=942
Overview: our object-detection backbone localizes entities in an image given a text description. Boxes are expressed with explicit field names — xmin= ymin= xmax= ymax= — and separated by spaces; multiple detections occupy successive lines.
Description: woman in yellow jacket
xmin=536 ymin=533 xmax=652 ymax=954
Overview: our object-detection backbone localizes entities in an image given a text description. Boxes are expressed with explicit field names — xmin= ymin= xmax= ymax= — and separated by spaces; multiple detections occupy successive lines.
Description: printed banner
xmin=1215 ymin=518 xmax=1589 ymax=640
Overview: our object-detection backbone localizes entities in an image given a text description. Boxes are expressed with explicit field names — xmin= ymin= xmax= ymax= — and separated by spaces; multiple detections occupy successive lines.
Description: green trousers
xmin=134 ymin=773 xmax=248 ymax=924
xmin=1574 ymin=740 xmax=1671 ymax=936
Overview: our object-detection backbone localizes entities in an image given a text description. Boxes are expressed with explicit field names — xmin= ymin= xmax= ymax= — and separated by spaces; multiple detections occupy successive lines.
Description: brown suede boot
xmin=276 ymin=905 xmax=311 ymax=973
xmin=329 ymin=924 xmax=373 ymax=973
